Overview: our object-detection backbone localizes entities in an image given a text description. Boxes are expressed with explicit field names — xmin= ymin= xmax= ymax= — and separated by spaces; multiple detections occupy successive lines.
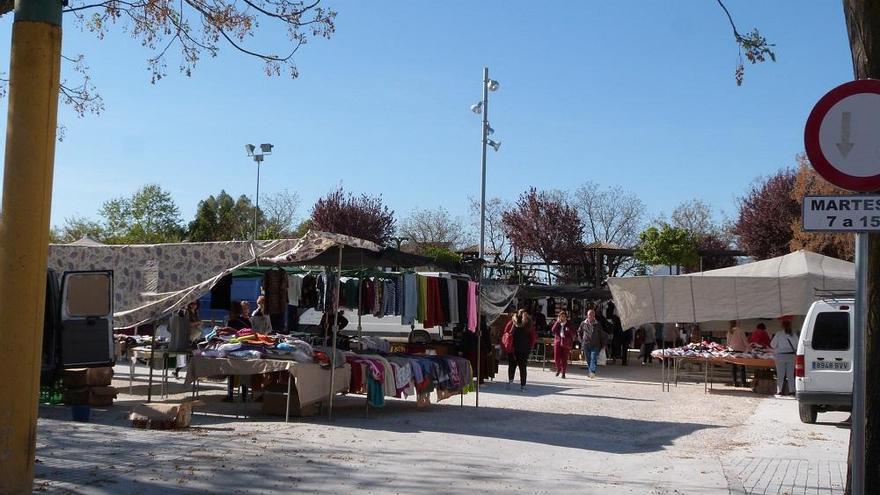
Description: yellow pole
xmin=0 ymin=0 xmax=63 ymax=492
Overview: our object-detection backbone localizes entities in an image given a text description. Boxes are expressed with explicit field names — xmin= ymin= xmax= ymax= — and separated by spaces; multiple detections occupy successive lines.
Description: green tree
xmin=100 ymin=184 xmax=183 ymax=244
xmin=187 ymin=190 xmax=268 ymax=241
xmin=634 ymin=224 xmax=698 ymax=274
xmin=51 ymin=216 xmax=106 ymax=244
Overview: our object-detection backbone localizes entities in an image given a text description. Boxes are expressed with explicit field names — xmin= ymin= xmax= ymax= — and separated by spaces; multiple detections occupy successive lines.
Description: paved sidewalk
xmin=721 ymin=397 xmax=849 ymax=494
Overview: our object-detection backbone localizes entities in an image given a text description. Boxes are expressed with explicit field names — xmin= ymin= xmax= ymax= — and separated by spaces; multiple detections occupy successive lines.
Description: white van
xmin=795 ymin=298 xmax=852 ymax=424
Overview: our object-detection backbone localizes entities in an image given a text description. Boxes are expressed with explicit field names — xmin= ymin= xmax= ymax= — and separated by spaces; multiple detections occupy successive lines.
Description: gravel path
xmin=33 ymin=361 xmax=849 ymax=494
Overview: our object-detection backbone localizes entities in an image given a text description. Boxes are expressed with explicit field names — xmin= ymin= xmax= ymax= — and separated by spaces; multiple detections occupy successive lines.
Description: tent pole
xmin=357 ymin=274 xmax=363 ymax=340
xmin=328 ymin=246 xmax=343 ymax=422
xmin=357 ymin=251 xmax=364 ymax=340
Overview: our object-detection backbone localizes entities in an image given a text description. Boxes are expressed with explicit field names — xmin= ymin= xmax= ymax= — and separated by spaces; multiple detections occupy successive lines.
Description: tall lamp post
xmin=471 ymin=67 xmax=501 ymax=407
xmin=245 ymin=143 xmax=274 ymax=240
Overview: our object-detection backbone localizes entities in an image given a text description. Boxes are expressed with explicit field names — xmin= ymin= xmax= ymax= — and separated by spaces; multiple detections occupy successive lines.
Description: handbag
xmin=597 ymin=348 xmax=608 ymax=366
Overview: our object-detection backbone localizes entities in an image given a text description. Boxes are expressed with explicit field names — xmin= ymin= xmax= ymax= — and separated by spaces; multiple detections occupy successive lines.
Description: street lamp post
xmin=471 ymin=67 xmax=501 ymax=407
xmin=245 ymin=143 xmax=274 ymax=240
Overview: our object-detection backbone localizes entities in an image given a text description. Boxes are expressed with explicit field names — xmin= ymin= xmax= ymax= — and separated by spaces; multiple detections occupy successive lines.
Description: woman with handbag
xmin=502 ymin=309 xmax=537 ymax=391
xmin=579 ymin=309 xmax=607 ymax=378
xmin=550 ymin=311 xmax=576 ymax=378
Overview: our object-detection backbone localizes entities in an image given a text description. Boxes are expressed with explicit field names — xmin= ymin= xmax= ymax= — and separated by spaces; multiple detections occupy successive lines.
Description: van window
xmin=812 ymin=312 xmax=849 ymax=351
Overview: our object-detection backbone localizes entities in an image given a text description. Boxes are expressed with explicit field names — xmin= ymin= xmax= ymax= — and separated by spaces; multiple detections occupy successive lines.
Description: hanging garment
xmin=210 ymin=274 xmax=233 ymax=309
xmin=401 ymin=273 xmax=418 ymax=325
xmin=438 ymin=278 xmax=450 ymax=325
xmin=300 ymin=274 xmax=318 ymax=308
xmin=457 ymin=280 xmax=468 ymax=325
xmin=360 ymin=279 xmax=374 ymax=315
xmin=448 ymin=278 xmax=459 ymax=325
xmin=316 ymin=273 xmax=326 ymax=311
xmin=262 ymin=269 xmax=289 ymax=315
xmin=467 ymin=281 xmax=479 ymax=332
xmin=416 ymin=275 xmax=428 ymax=322
xmin=342 ymin=279 xmax=360 ymax=309
xmin=424 ymin=277 xmax=445 ymax=329
xmin=286 ymin=274 xmax=303 ymax=306
xmin=373 ymin=280 xmax=383 ymax=316
xmin=382 ymin=280 xmax=397 ymax=316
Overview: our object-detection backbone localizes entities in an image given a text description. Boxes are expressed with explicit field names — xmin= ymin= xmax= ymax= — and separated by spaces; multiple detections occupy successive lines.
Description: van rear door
xmin=804 ymin=310 xmax=852 ymax=392
xmin=60 ymin=270 xmax=114 ymax=368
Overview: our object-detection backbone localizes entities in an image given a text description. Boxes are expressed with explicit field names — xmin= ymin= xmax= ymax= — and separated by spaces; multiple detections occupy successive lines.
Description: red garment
xmin=501 ymin=318 xmax=537 ymax=354
xmin=349 ymin=362 xmax=364 ymax=394
xmin=551 ymin=321 xmax=575 ymax=349
xmin=749 ymin=328 xmax=772 ymax=347
xmin=501 ymin=320 xmax=514 ymax=354
xmin=424 ymin=277 xmax=445 ymax=329
xmin=554 ymin=345 xmax=569 ymax=374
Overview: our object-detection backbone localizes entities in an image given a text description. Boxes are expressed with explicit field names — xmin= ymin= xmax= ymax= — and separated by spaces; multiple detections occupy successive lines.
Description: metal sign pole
xmin=853 ymin=232 xmax=867 ymax=495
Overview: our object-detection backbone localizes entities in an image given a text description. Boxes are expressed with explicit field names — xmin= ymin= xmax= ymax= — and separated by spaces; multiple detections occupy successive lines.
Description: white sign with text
xmin=802 ymin=195 xmax=880 ymax=231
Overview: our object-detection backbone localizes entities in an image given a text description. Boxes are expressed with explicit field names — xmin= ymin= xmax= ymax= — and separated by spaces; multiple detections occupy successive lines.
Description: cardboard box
xmin=63 ymin=386 xmax=90 ymax=406
xmin=261 ymin=384 xmax=319 ymax=417
xmin=129 ymin=401 xmax=198 ymax=430
xmin=89 ymin=386 xmax=117 ymax=407
xmin=86 ymin=367 xmax=114 ymax=387
xmin=62 ymin=369 xmax=89 ymax=388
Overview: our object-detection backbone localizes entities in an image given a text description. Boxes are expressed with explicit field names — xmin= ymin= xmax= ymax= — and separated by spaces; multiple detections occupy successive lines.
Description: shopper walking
xmin=771 ymin=319 xmax=799 ymax=396
xmin=551 ymin=311 xmax=576 ymax=378
xmin=502 ymin=309 xmax=537 ymax=391
xmin=579 ymin=310 xmax=607 ymax=378
xmin=726 ymin=320 xmax=750 ymax=387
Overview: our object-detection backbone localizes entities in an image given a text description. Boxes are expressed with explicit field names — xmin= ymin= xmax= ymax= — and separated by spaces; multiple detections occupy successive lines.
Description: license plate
xmin=812 ymin=361 xmax=850 ymax=370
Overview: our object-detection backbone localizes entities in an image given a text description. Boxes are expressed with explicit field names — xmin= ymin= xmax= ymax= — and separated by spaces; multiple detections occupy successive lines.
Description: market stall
xmin=607 ymin=250 xmax=854 ymax=329
xmin=652 ymin=341 xmax=775 ymax=393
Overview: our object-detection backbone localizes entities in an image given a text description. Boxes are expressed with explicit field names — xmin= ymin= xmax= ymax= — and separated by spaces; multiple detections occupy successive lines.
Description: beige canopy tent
xmin=606 ymin=250 xmax=854 ymax=329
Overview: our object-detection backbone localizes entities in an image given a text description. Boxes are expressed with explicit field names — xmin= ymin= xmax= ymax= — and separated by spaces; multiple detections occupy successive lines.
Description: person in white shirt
xmin=771 ymin=319 xmax=799 ymax=396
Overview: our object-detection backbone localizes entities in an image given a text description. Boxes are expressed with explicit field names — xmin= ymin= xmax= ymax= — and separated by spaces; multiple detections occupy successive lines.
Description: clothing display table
xmin=185 ymin=356 xmax=350 ymax=422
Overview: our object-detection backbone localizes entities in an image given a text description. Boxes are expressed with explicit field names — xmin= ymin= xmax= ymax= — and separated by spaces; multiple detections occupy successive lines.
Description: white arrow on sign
xmin=836 ymin=111 xmax=854 ymax=158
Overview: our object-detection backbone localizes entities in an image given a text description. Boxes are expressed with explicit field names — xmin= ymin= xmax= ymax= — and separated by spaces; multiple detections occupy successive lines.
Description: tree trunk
xmin=841 ymin=3 xmax=880 ymax=492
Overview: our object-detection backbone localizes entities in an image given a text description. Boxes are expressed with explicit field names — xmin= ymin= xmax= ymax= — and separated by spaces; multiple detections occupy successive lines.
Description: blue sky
xmin=0 ymin=1 xmax=856 ymax=232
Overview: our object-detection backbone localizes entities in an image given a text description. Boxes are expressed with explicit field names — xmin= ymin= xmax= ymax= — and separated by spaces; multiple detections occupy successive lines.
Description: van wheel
xmin=799 ymin=403 xmax=817 ymax=424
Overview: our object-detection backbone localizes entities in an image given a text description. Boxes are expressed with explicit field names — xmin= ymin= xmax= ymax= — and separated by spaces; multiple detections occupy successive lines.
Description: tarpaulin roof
xmin=48 ymin=230 xmax=439 ymax=329
xmin=606 ymin=250 xmax=854 ymax=328
xmin=516 ymin=284 xmax=611 ymax=300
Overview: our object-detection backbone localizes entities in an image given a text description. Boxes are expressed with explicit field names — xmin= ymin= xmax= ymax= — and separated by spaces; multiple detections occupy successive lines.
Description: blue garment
xmin=401 ymin=273 xmax=418 ymax=325
xmin=586 ymin=346 xmax=601 ymax=374
xmin=367 ymin=376 xmax=385 ymax=407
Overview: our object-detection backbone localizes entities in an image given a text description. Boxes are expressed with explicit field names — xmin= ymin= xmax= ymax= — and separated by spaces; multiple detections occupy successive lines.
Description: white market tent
xmin=607 ymin=250 xmax=855 ymax=329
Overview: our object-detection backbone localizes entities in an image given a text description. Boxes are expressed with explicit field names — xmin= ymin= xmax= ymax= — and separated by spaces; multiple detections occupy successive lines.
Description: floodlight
xmin=470 ymin=102 xmax=483 ymax=114
xmin=260 ymin=143 xmax=274 ymax=153
xmin=245 ymin=144 xmax=256 ymax=156
xmin=254 ymin=154 xmax=264 ymax=162
xmin=486 ymin=124 xmax=494 ymax=136
xmin=487 ymin=79 xmax=500 ymax=91
xmin=488 ymin=139 xmax=501 ymax=152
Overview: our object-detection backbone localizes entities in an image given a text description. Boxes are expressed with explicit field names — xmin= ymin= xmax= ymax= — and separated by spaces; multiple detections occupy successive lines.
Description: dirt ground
xmin=33 ymin=359 xmax=850 ymax=494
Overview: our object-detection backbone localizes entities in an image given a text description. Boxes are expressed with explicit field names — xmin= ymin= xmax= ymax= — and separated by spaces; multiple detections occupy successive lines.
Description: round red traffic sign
xmin=804 ymin=79 xmax=880 ymax=192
